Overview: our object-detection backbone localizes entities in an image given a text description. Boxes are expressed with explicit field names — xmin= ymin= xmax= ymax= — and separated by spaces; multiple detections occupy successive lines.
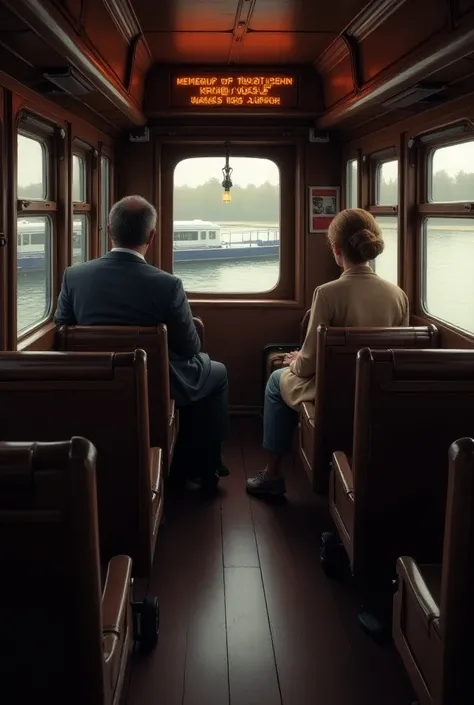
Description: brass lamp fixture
xmin=221 ymin=142 xmax=233 ymax=203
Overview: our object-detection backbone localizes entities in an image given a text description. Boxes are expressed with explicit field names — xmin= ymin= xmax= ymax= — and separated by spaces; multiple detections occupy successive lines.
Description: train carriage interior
xmin=1 ymin=0 xmax=474 ymax=703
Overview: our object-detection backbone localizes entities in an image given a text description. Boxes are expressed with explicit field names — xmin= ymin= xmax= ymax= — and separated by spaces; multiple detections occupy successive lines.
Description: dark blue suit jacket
xmin=54 ymin=250 xmax=211 ymax=406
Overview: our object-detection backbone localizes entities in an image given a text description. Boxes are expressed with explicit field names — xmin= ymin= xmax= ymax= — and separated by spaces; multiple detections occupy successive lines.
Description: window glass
xmin=376 ymin=159 xmax=398 ymax=205
xmin=423 ymin=217 xmax=474 ymax=332
xmin=17 ymin=216 xmax=52 ymax=334
xmin=173 ymin=157 xmax=280 ymax=293
xmin=72 ymin=154 xmax=86 ymax=203
xmin=72 ymin=215 xmax=88 ymax=264
xmin=17 ymin=134 xmax=46 ymax=200
xmin=373 ymin=215 xmax=398 ymax=285
xmin=100 ymin=156 xmax=110 ymax=254
xmin=430 ymin=141 xmax=474 ymax=203
xmin=346 ymin=159 xmax=358 ymax=207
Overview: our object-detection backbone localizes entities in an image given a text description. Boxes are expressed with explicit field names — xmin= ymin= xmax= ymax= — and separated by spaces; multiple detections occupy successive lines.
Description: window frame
xmin=418 ymin=130 xmax=474 ymax=327
xmin=160 ymin=142 xmax=300 ymax=305
xmin=99 ymin=152 xmax=111 ymax=255
xmin=367 ymin=148 xmax=400 ymax=284
xmin=345 ymin=157 xmax=359 ymax=208
xmin=16 ymin=112 xmax=58 ymax=341
xmin=71 ymin=138 xmax=93 ymax=264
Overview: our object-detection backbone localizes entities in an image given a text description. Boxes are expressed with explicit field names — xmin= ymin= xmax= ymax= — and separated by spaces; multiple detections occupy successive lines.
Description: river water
xmin=16 ymin=224 xmax=474 ymax=337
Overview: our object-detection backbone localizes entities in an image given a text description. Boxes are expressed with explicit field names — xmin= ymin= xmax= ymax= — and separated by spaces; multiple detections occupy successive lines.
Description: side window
xmin=72 ymin=147 xmax=90 ymax=264
xmin=100 ymin=155 xmax=110 ymax=255
xmin=422 ymin=140 xmax=474 ymax=333
xmin=346 ymin=158 xmax=358 ymax=207
xmin=172 ymin=156 xmax=280 ymax=294
xmin=16 ymin=131 xmax=53 ymax=337
xmin=372 ymin=158 xmax=398 ymax=285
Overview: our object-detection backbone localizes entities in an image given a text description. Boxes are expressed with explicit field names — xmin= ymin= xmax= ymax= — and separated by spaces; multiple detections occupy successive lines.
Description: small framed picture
xmin=309 ymin=186 xmax=340 ymax=233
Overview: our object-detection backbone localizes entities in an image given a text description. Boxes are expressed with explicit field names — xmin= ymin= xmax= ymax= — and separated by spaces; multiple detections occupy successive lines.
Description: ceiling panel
xmin=131 ymin=0 xmax=372 ymax=65
xmin=248 ymin=0 xmax=370 ymax=32
xmin=144 ymin=32 xmax=233 ymax=64
xmin=132 ymin=0 xmax=238 ymax=32
xmin=235 ymin=32 xmax=335 ymax=64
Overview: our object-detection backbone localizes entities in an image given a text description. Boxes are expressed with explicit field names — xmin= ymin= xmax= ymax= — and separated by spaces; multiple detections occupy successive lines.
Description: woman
xmin=246 ymin=208 xmax=409 ymax=496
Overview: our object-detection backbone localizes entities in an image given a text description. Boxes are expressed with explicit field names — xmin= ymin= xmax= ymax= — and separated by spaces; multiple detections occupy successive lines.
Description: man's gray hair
xmin=108 ymin=195 xmax=157 ymax=248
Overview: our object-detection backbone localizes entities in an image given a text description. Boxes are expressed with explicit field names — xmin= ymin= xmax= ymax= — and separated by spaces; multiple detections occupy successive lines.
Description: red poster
xmin=309 ymin=186 xmax=340 ymax=232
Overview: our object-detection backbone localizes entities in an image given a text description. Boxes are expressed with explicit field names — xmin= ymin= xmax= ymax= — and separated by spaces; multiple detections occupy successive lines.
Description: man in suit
xmin=54 ymin=194 xmax=229 ymax=491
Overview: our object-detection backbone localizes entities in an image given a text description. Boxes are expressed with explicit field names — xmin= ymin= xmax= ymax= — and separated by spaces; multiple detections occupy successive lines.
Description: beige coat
xmin=279 ymin=265 xmax=409 ymax=410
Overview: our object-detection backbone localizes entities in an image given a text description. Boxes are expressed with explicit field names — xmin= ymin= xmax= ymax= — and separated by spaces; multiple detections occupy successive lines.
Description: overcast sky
xmin=17 ymin=134 xmax=474 ymax=188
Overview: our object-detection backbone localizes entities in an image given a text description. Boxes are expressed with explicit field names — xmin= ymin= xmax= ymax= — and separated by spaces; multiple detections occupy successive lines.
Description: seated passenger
xmin=246 ymin=208 xmax=409 ymax=496
xmin=54 ymin=195 xmax=229 ymax=490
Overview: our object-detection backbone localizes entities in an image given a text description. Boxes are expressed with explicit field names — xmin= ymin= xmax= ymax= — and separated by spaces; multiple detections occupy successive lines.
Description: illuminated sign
xmin=170 ymin=73 xmax=298 ymax=109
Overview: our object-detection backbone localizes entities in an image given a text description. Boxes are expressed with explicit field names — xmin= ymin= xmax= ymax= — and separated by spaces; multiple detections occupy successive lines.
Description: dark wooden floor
xmin=125 ymin=418 xmax=413 ymax=705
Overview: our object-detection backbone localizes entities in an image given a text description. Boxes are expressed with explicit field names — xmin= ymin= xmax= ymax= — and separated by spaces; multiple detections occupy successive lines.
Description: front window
xmin=172 ymin=156 xmax=281 ymax=293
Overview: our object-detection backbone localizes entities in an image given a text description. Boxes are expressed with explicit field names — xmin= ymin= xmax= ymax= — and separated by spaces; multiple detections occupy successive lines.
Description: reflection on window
xmin=430 ymin=141 xmax=474 ymax=203
xmin=17 ymin=134 xmax=46 ymax=200
xmin=376 ymin=160 xmax=398 ymax=205
xmin=374 ymin=215 xmax=398 ymax=285
xmin=72 ymin=154 xmax=85 ymax=203
xmin=17 ymin=216 xmax=52 ymax=334
xmin=173 ymin=157 xmax=280 ymax=293
xmin=346 ymin=159 xmax=358 ymax=207
xmin=424 ymin=217 xmax=474 ymax=333
xmin=72 ymin=215 xmax=88 ymax=264
xmin=100 ymin=156 xmax=110 ymax=255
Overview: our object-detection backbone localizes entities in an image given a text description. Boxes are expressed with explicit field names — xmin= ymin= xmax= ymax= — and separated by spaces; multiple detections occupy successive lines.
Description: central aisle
xmin=125 ymin=418 xmax=412 ymax=705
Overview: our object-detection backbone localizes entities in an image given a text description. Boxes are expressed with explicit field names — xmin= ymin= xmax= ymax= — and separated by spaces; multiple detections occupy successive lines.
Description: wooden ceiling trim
xmin=314 ymin=36 xmax=350 ymax=74
xmin=102 ymin=0 xmax=142 ymax=43
xmin=316 ymin=18 xmax=474 ymax=129
xmin=315 ymin=0 xmax=409 ymax=75
xmin=348 ymin=0 xmax=409 ymax=41
xmin=3 ymin=0 xmax=146 ymax=126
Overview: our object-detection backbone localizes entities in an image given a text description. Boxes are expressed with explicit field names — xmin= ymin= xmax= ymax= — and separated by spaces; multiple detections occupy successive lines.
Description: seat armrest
xmin=332 ymin=451 xmax=354 ymax=495
xmin=193 ymin=317 xmax=205 ymax=348
xmin=396 ymin=556 xmax=440 ymax=629
xmin=101 ymin=555 xmax=133 ymax=635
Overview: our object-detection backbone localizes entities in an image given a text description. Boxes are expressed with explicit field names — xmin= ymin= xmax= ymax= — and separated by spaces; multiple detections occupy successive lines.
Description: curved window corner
xmin=429 ymin=141 xmax=474 ymax=203
xmin=423 ymin=217 xmax=474 ymax=334
xmin=172 ymin=156 xmax=281 ymax=294
xmin=346 ymin=158 xmax=358 ymax=208
xmin=16 ymin=215 xmax=53 ymax=335
xmin=17 ymin=133 xmax=47 ymax=200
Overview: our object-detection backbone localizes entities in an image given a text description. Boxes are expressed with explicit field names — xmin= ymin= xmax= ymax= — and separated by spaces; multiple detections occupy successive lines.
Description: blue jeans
xmin=262 ymin=368 xmax=299 ymax=454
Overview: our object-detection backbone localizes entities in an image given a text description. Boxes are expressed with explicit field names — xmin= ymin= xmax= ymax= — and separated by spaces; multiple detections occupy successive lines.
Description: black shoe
xmin=218 ymin=463 xmax=229 ymax=477
xmin=200 ymin=471 xmax=219 ymax=495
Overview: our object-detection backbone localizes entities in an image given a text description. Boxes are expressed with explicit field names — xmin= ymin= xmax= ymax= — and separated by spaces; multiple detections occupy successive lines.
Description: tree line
xmin=17 ymin=170 xmax=472 ymax=222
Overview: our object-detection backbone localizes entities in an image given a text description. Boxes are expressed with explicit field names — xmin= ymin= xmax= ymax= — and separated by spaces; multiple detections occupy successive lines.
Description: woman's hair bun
xmin=349 ymin=228 xmax=384 ymax=261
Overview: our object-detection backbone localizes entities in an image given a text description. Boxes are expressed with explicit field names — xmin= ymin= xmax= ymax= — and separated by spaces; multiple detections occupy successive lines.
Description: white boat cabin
xmin=173 ymin=220 xmax=221 ymax=249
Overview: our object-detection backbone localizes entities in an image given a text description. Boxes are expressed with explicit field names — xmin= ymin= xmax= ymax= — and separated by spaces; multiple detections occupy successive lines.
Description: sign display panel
xmin=170 ymin=73 xmax=298 ymax=109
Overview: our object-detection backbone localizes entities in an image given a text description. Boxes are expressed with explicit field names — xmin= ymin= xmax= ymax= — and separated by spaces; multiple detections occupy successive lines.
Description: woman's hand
xmin=283 ymin=350 xmax=300 ymax=365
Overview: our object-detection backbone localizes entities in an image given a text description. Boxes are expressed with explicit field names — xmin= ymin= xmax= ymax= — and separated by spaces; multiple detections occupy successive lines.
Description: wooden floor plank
xmin=225 ymin=566 xmax=282 ymax=705
xmin=221 ymin=431 xmax=259 ymax=568
xmin=182 ymin=497 xmax=228 ymax=705
xmin=239 ymin=418 xmax=412 ymax=705
xmin=125 ymin=500 xmax=190 ymax=705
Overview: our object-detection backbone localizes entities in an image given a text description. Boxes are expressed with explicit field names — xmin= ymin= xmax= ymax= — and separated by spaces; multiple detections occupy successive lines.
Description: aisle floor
xmin=125 ymin=417 xmax=412 ymax=705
